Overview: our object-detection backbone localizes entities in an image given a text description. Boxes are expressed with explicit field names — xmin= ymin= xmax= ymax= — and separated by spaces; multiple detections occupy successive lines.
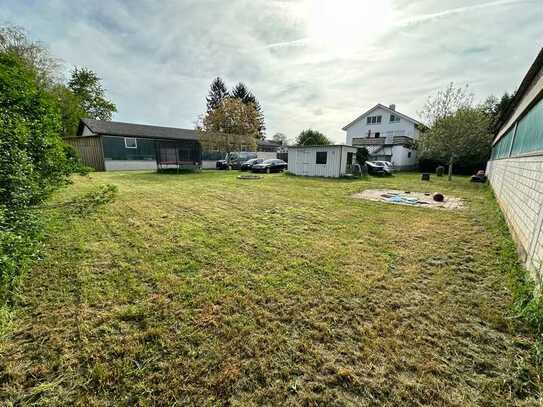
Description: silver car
xmin=372 ymin=161 xmax=395 ymax=173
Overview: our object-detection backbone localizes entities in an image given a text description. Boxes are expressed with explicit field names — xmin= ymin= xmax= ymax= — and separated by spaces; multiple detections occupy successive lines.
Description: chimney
xmin=389 ymin=104 xmax=396 ymax=111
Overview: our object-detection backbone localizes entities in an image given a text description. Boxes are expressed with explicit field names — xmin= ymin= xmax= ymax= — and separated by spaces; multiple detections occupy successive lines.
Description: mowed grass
xmin=0 ymin=171 xmax=540 ymax=406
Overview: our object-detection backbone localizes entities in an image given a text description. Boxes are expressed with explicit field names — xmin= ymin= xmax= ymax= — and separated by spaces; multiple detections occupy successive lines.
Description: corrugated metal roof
xmin=79 ymin=118 xmax=200 ymax=141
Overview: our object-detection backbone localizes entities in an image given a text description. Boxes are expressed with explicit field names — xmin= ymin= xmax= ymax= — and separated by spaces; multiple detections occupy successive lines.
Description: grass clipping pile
xmin=353 ymin=189 xmax=464 ymax=210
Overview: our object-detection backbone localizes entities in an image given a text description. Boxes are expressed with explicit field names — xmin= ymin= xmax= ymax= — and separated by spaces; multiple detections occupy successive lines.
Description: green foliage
xmin=355 ymin=147 xmax=369 ymax=165
xmin=482 ymin=91 xmax=516 ymax=131
xmin=418 ymin=107 xmax=492 ymax=179
xmin=419 ymin=82 xmax=474 ymax=126
xmin=0 ymin=24 xmax=60 ymax=87
xmin=68 ymin=67 xmax=117 ymax=120
xmin=0 ymin=52 xmax=71 ymax=302
xmin=50 ymin=84 xmax=86 ymax=137
xmin=295 ymin=129 xmax=331 ymax=146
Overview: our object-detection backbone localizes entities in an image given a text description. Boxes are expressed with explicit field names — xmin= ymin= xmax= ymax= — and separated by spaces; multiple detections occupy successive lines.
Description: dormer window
xmin=390 ymin=114 xmax=400 ymax=123
xmin=366 ymin=115 xmax=382 ymax=124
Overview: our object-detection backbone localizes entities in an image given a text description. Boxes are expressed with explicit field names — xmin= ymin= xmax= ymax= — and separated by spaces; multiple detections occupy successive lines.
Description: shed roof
xmin=288 ymin=144 xmax=357 ymax=149
xmin=78 ymin=118 xmax=200 ymax=141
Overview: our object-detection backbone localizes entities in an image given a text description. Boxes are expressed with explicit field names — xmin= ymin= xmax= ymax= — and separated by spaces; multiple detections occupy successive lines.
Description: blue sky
xmin=1 ymin=0 xmax=542 ymax=142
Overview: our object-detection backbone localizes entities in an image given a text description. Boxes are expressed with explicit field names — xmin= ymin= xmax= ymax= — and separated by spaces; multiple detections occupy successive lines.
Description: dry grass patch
xmin=0 ymin=171 xmax=540 ymax=405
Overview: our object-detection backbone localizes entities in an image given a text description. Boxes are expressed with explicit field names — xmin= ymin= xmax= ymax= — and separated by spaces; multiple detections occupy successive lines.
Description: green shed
xmin=67 ymin=118 xmax=202 ymax=171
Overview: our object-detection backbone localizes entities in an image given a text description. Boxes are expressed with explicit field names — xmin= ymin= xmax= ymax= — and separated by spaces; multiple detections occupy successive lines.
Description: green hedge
xmin=0 ymin=52 xmax=70 ymax=305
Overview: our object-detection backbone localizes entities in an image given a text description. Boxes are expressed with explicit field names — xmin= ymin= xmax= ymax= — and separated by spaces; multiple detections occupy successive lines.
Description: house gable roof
xmin=342 ymin=103 xmax=423 ymax=131
xmin=78 ymin=118 xmax=200 ymax=141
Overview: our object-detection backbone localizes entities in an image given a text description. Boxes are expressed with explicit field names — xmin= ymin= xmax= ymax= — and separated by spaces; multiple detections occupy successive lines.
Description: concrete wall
xmin=488 ymin=56 xmax=543 ymax=288
xmin=487 ymin=156 xmax=543 ymax=286
xmin=104 ymin=160 xmax=157 ymax=171
xmin=391 ymin=145 xmax=417 ymax=169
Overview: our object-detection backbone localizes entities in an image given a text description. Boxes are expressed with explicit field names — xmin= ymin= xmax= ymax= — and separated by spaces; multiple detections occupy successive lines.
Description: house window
xmin=390 ymin=114 xmax=400 ymax=123
xmin=407 ymin=151 xmax=412 ymax=158
xmin=124 ymin=137 xmax=137 ymax=149
xmin=366 ymin=115 xmax=382 ymax=124
xmin=375 ymin=132 xmax=380 ymax=138
xmin=316 ymin=151 xmax=327 ymax=164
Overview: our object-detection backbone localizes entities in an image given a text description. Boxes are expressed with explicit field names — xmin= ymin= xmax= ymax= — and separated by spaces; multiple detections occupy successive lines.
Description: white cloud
xmin=1 ymin=0 xmax=542 ymax=143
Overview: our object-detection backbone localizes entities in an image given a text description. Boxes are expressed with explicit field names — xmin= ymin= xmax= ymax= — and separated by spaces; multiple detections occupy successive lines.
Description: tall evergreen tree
xmin=231 ymin=82 xmax=266 ymax=138
xmin=206 ymin=77 xmax=228 ymax=113
xmin=231 ymin=82 xmax=251 ymax=103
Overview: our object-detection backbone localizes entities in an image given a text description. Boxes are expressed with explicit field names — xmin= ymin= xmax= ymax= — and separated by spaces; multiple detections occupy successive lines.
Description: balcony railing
xmin=352 ymin=136 xmax=414 ymax=146
xmin=351 ymin=138 xmax=385 ymax=145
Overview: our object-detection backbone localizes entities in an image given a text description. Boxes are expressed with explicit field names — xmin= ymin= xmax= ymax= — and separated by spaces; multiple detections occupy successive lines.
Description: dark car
xmin=366 ymin=161 xmax=391 ymax=176
xmin=251 ymin=159 xmax=287 ymax=173
xmin=216 ymin=152 xmax=258 ymax=170
xmin=240 ymin=158 xmax=264 ymax=171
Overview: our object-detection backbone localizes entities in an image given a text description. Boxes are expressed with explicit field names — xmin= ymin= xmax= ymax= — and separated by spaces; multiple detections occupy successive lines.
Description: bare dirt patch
xmin=353 ymin=189 xmax=465 ymax=210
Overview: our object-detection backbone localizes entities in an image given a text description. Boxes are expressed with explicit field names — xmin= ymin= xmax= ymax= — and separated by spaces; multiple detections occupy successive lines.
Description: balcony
xmin=352 ymin=137 xmax=385 ymax=146
xmin=352 ymin=135 xmax=414 ymax=147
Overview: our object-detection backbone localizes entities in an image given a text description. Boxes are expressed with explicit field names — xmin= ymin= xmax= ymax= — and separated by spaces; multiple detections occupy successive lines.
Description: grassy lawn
xmin=0 ymin=171 xmax=540 ymax=405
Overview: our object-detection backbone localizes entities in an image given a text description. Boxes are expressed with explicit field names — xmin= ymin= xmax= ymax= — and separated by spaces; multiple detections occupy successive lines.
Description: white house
xmin=342 ymin=104 xmax=425 ymax=170
xmin=287 ymin=145 xmax=358 ymax=178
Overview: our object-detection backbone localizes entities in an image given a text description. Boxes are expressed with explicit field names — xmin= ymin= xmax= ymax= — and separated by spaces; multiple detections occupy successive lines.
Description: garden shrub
xmin=0 ymin=52 xmax=71 ymax=305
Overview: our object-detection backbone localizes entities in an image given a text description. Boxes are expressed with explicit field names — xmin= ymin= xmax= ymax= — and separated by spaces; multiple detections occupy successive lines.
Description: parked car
xmin=373 ymin=160 xmax=395 ymax=173
xmin=216 ymin=152 xmax=258 ymax=170
xmin=251 ymin=159 xmax=287 ymax=173
xmin=240 ymin=158 xmax=264 ymax=171
xmin=366 ymin=161 xmax=392 ymax=176
xmin=471 ymin=170 xmax=487 ymax=183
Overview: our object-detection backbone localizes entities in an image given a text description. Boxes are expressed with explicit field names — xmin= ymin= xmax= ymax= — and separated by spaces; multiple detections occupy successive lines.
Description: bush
xmin=0 ymin=52 xmax=71 ymax=304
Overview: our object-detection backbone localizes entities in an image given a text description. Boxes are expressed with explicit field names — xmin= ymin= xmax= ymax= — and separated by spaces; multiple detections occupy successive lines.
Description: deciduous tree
xmin=197 ymin=97 xmax=260 ymax=152
xmin=0 ymin=24 xmax=60 ymax=86
xmin=417 ymin=107 xmax=492 ymax=180
xmin=295 ymin=129 xmax=331 ymax=146
xmin=68 ymin=67 xmax=117 ymax=121
xmin=272 ymin=132 xmax=288 ymax=145
xmin=419 ymin=82 xmax=474 ymax=126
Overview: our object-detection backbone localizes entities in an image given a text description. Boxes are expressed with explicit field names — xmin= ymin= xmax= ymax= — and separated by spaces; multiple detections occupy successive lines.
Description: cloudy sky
xmin=2 ymin=0 xmax=542 ymax=142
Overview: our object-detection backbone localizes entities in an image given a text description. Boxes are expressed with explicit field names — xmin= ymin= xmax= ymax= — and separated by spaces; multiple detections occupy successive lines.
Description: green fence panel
xmin=510 ymin=97 xmax=543 ymax=156
xmin=102 ymin=136 xmax=156 ymax=161
xmin=492 ymin=126 xmax=514 ymax=160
